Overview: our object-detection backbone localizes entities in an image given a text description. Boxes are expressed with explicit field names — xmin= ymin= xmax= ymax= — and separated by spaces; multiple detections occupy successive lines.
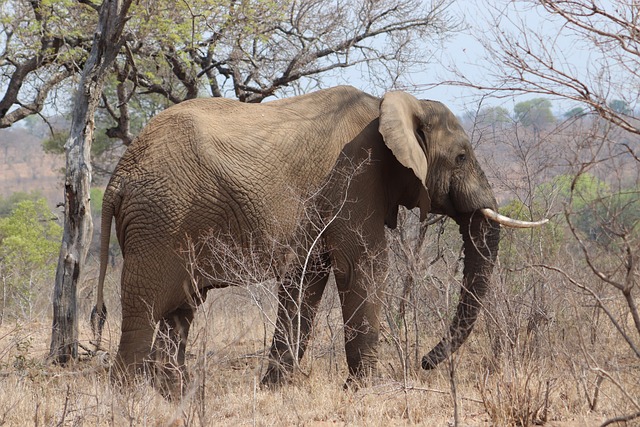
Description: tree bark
xmin=49 ymin=0 xmax=132 ymax=364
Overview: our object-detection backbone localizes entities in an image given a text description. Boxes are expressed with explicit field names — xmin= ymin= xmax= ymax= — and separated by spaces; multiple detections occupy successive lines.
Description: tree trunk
xmin=49 ymin=0 xmax=132 ymax=364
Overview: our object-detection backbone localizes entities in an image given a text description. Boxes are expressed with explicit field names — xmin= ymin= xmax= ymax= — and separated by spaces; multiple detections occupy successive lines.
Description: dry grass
xmin=0 ymin=292 xmax=463 ymax=426
xmin=1 ymin=258 xmax=637 ymax=427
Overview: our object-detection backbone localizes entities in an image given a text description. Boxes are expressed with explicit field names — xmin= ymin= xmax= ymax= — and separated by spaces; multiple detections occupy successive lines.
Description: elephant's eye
xmin=456 ymin=153 xmax=467 ymax=164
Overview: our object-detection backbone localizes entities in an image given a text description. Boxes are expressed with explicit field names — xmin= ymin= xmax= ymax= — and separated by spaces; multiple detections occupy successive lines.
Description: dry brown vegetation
xmin=0 ymin=275 xmax=631 ymax=427
xmin=1 ymin=202 xmax=637 ymax=426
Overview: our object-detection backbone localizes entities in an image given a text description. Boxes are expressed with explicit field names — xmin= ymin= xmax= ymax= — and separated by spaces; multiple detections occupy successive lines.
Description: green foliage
xmin=90 ymin=187 xmax=104 ymax=218
xmin=0 ymin=198 xmax=61 ymax=273
xmin=0 ymin=198 xmax=62 ymax=317
xmin=1 ymin=0 xmax=92 ymax=68
xmin=123 ymin=0 xmax=289 ymax=91
xmin=514 ymin=98 xmax=555 ymax=130
xmin=547 ymin=173 xmax=638 ymax=245
xmin=99 ymin=75 xmax=171 ymax=134
xmin=564 ymin=107 xmax=585 ymax=119
xmin=499 ymin=198 xmax=562 ymax=264
xmin=535 ymin=173 xmax=609 ymax=212
xmin=0 ymin=191 xmax=43 ymax=218
xmin=500 ymin=174 xmax=638 ymax=262
xmin=497 ymin=173 xmax=635 ymax=267
xmin=42 ymin=127 xmax=116 ymax=158
xmin=41 ymin=131 xmax=66 ymax=155
xmin=574 ymin=186 xmax=639 ymax=244
xmin=608 ymin=99 xmax=632 ymax=115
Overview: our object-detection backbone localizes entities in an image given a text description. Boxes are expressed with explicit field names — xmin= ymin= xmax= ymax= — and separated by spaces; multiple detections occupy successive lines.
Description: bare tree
xmin=446 ymin=0 xmax=639 ymax=135
xmin=443 ymin=3 xmax=640 ymax=421
xmin=49 ymin=0 xmax=133 ymax=364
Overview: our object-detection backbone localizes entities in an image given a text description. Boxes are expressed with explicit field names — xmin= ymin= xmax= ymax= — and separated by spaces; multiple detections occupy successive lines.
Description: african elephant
xmin=92 ymin=86 xmax=545 ymax=396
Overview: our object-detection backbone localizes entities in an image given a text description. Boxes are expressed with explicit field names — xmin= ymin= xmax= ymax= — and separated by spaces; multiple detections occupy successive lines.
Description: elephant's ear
xmin=379 ymin=91 xmax=428 ymax=188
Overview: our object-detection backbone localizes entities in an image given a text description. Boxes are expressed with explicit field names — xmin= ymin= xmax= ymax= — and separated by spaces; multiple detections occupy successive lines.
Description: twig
xmin=403 ymin=385 xmax=483 ymax=404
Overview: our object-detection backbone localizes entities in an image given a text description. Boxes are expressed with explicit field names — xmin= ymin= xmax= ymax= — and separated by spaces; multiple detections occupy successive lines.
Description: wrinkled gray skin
xmin=93 ymin=86 xmax=500 ymax=397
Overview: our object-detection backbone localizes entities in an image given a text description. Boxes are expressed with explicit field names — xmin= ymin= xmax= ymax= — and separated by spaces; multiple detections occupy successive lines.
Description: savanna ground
xmin=1 ymin=210 xmax=637 ymax=427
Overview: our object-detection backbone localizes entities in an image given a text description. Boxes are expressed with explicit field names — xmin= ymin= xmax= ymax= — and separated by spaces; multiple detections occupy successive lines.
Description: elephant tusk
xmin=480 ymin=208 xmax=549 ymax=228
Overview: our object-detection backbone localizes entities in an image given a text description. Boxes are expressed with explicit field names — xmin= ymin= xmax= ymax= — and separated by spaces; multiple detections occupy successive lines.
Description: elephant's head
xmin=379 ymin=91 xmax=546 ymax=370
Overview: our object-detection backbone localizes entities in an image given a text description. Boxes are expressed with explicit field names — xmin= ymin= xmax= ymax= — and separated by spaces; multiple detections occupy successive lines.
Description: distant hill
xmin=0 ymin=127 xmax=64 ymax=209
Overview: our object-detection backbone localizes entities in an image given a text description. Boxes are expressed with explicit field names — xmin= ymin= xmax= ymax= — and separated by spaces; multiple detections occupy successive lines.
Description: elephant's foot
xmin=260 ymin=362 xmax=292 ymax=389
xmin=343 ymin=354 xmax=378 ymax=391
xmin=110 ymin=352 xmax=189 ymax=400
xmin=152 ymin=363 xmax=190 ymax=400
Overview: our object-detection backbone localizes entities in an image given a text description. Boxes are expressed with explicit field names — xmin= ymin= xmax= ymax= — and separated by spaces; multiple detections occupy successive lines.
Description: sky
xmin=405 ymin=0 xmax=606 ymax=117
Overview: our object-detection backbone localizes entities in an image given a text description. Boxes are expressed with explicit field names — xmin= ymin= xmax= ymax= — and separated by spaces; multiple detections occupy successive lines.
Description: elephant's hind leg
xmin=112 ymin=318 xmax=156 ymax=386
xmin=113 ymin=307 xmax=194 ymax=399
xmin=113 ymin=256 xmax=157 ymax=381
xmin=151 ymin=305 xmax=195 ymax=399
xmin=114 ymin=252 xmax=191 ymax=395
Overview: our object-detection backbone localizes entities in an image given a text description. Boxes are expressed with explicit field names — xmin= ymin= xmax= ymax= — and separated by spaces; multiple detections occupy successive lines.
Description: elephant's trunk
xmin=422 ymin=211 xmax=500 ymax=369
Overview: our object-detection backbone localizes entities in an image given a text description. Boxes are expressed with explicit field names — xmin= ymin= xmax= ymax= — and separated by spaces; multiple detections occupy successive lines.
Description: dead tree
xmin=49 ymin=0 xmax=133 ymax=364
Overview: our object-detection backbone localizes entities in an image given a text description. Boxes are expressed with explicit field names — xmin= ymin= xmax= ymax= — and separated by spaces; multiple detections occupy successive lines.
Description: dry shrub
xmin=1 ymin=174 xmax=638 ymax=426
xmin=478 ymin=355 xmax=552 ymax=426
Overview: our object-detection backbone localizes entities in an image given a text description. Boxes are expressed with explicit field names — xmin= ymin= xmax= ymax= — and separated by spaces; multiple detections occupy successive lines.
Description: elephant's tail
xmin=91 ymin=190 xmax=114 ymax=353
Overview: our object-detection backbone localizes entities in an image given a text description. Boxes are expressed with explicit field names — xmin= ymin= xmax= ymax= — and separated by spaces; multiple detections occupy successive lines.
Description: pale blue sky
xmin=409 ymin=0 xmax=612 ymax=117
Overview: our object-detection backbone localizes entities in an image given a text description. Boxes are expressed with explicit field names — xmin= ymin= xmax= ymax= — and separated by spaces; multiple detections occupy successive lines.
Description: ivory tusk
xmin=480 ymin=208 xmax=549 ymax=228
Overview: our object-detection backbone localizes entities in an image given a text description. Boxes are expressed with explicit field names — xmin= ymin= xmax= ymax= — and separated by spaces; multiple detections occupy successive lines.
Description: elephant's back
xmin=108 ymin=106 xmax=302 ymax=254
xmin=108 ymin=88 xmax=380 ymax=253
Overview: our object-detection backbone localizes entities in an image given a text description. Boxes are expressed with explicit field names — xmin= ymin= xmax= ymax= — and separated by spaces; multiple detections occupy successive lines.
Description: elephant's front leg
xmin=262 ymin=265 xmax=330 ymax=386
xmin=338 ymin=283 xmax=383 ymax=386
xmin=331 ymin=245 xmax=387 ymax=387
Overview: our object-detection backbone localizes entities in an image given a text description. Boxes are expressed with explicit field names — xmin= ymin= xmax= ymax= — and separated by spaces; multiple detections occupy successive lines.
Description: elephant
xmin=91 ymin=86 xmax=545 ymax=396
